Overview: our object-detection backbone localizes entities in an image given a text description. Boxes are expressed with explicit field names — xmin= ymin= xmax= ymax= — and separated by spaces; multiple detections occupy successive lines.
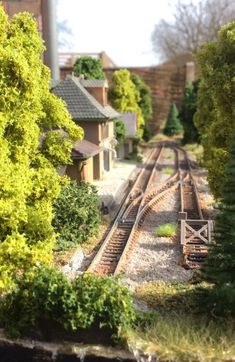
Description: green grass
xmin=127 ymin=313 xmax=235 ymax=362
xmin=154 ymin=223 xmax=177 ymax=237
xmin=163 ymin=167 xmax=174 ymax=175
xmin=127 ymin=281 xmax=235 ymax=362
xmin=166 ymin=153 xmax=174 ymax=159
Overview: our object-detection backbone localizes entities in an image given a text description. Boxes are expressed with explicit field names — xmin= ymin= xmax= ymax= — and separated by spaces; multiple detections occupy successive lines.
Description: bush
xmin=164 ymin=104 xmax=183 ymax=136
xmin=0 ymin=267 xmax=136 ymax=339
xmin=0 ymin=7 xmax=83 ymax=293
xmin=155 ymin=223 xmax=177 ymax=237
xmin=179 ymin=81 xmax=200 ymax=144
xmin=73 ymin=56 xmax=106 ymax=80
xmin=52 ymin=181 xmax=100 ymax=252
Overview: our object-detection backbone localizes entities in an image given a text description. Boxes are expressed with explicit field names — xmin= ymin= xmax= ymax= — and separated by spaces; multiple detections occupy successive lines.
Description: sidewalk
xmin=92 ymin=159 xmax=142 ymax=220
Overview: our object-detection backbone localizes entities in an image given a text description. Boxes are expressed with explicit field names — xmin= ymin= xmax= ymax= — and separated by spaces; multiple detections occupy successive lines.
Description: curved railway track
xmin=88 ymin=144 xmax=212 ymax=275
xmin=88 ymin=146 xmax=164 ymax=275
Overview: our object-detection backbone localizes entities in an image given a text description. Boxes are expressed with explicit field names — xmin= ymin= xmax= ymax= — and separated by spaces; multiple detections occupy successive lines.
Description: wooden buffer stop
xmin=179 ymin=177 xmax=213 ymax=269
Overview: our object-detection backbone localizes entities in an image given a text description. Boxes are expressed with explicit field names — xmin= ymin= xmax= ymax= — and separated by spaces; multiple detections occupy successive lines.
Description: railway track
xmin=88 ymin=146 xmax=164 ymax=275
xmin=88 ymin=144 xmax=212 ymax=275
xmin=179 ymin=148 xmax=213 ymax=269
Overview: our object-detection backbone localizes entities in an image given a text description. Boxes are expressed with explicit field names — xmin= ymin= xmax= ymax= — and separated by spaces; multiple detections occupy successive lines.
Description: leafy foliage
xmin=52 ymin=181 xmax=100 ymax=252
xmin=179 ymin=81 xmax=200 ymax=144
xmin=115 ymin=119 xmax=126 ymax=144
xmin=194 ymin=21 xmax=235 ymax=198
xmin=131 ymin=73 xmax=152 ymax=141
xmin=109 ymin=69 xmax=145 ymax=139
xmin=164 ymin=104 xmax=183 ymax=136
xmin=0 ymin=7 xmax=83 ymax=292
xmin=202 ymin=135 xmax=235 ymax=291
xmin=0 ymin=266 xmax=136 ymax=339
xmin=73 ymin=56 xmax=106 ymax=80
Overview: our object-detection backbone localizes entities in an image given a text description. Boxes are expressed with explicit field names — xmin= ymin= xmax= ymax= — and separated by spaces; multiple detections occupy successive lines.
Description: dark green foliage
xmin=131 ymin=73 xmax=153 ymax=121
xmin=202 ymin=136 xmax=235 ymax=289
xmin=164 ymin=104 xmax=183 ymax=136
xmin=115 ymin=119 xmax=126 ymax=144
xmin=73 ymin=56 xmax=106 ymax=80
xmin=142 ymin=122 xmax=152 ymax=142
xmin=0 ymin=266 xmax=136 ymax=338
xmin=179 ymin=80 xmax=200 ymax=144
xmin=52 ymin=181 xmax=100 ymax=251
xmin=194 ymin=21 xmax=235 ymax=198
xmin=131 ymin=73 xmax=153 ymax=142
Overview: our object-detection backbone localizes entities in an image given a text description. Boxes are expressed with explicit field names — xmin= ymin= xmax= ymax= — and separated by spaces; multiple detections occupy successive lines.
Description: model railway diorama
xmin=88 ymin=143 xmax=213 ymax=276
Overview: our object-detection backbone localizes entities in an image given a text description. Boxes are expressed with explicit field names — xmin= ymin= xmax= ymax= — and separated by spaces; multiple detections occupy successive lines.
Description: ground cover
xmin=126 ymin=281 xmax=235 ymax=362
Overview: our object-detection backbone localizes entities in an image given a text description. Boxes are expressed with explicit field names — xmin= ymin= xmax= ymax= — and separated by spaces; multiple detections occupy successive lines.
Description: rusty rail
xmin=87 ymin=147 xmax=163 ymax=275
xmin=178 ymin=147 xmax=213 ymax=269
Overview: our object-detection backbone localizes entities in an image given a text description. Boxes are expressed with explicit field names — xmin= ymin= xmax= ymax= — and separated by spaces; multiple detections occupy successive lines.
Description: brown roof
xmin=72 ymin=139 xmax=101 ymax=159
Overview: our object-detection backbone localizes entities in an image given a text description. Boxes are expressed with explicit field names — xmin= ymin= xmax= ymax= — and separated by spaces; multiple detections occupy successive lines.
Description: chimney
xmin=82 ymin=80 xmax=109 ymax=107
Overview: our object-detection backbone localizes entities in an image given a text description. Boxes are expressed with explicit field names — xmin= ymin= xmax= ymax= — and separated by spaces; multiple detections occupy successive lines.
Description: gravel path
xmin=123 ymin=190 xmax=193 ymax=289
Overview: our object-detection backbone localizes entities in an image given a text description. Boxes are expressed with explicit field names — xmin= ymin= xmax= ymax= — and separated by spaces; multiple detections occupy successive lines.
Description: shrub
xmin=179 ymin=81 xmax=200 ymax=144
xmin=194 ymin=21 xmax=235 ymax=198
xmin=164 ymin=104 xmax=183 ymax=136
xmin=52 ymin=181 xmax=100 ymax=252
xmin=73 ymin=56 xmax=106 ymax=80
xmin=115 ymin=119 xmax=126 ymax=144
xmin=73 ymin=273 xmax=136 ymax=332
xmin=109 ymin=69 xmax=145 ymax=139
xmin=0 ymin=7 xmax=83 ymax=292
xmin=155 ymin=223 xmax=177 ymax=237
xmin=0 ymin=267 xmax=135 ymax=339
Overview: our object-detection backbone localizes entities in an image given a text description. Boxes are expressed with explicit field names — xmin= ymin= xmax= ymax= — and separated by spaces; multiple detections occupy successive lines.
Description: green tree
xmin=164 ymin=104 xmax=183 ymax=136
xmin=0 ymin=7 xmax=83 ymax=291
xmin=73 ymin=56 xmax=106 ymax=80
xmin=202 ymin=135 xmax=235 ymax=290
xmin=179 ymin=80 xmax=200 ymax=144
xmin=194 ymin=21 xmax=235 ymax=198
xmin=109 ymin=69 xmax=145 ymax=139
xmin=115 ymin=119 xmax=126 ymax=145
xmin=131 ymin=73 xmax=153 ymax=142
xmin=53 ymin=181 xmax=100 ymax=251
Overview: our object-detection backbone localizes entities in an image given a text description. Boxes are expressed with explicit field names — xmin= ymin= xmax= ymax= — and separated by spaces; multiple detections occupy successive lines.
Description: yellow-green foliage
xmin=154 ymin=223 xmax=177 ymax=237
xmin=109 ymin=69 xmax=145 ymax=139
xmin=0 ymin=7 xmax=83 ymax=292
xmin=194 ymin=21 xmax=235 ymax=198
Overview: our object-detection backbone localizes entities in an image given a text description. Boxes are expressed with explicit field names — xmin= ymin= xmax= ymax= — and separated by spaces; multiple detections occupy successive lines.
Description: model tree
xmin=202 ymin=135 xmax=235 ymax=289
xmin=131 ymin=73 xmax=153 ymax=141
xmin=73 ymin=55 xmax=106 ymax=79
xmin=194 ymin=21 xmax=235 ymax=198
xmin=164 ymin=104 xmax=183 ymax=136
xmin=0 ymin=7 xmax=83 ymax=291
xmin=179 ymin=81 xmax=200 ymax=144
xmin=109 ymin=69 xmax=145 ymax=139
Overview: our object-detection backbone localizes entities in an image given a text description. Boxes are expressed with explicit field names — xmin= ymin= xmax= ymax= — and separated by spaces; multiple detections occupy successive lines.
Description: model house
xmin=52 ymin=76 xmax=119 ymax=183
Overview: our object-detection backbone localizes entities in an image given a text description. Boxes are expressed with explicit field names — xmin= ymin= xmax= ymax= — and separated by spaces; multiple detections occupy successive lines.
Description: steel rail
xmin=87 ymin=147 xmax=163 ymax=274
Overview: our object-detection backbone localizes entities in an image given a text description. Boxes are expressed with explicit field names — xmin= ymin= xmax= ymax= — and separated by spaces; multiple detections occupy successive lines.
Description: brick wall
xmin=104 ymin=54 xmax=195 ymax=134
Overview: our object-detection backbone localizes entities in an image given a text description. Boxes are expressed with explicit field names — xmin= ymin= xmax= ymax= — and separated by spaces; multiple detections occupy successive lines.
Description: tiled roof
xmin=81 ymin=79 xmax=108 ymax=88
xmin=120 ymin=112 xmax=137 ymax=137
xmin=72 ymin=139 xmax=101 ymax=159
xmin=52 ymin=77 xmax=119 ymax=121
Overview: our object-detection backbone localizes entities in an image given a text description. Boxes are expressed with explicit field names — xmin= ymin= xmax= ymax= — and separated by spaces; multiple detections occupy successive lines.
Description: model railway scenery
xmin=0 ymin=1 xmax=235 ymax=361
